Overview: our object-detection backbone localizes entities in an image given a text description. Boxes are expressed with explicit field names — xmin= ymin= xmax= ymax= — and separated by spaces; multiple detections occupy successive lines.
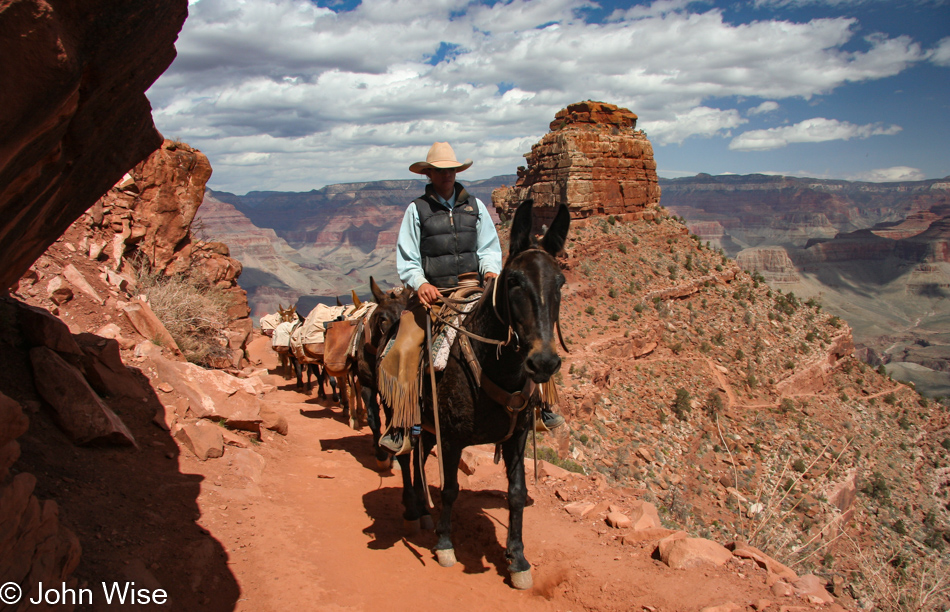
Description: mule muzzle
xmin=525 ymin=348 xmax=561 ymax=383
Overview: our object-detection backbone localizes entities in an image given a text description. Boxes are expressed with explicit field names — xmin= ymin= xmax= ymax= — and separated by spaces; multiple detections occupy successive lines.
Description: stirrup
xmin=380 ymin=427 xmax=414 ymax=456
xmin=535 ymin=409 xmax=565 ymax=433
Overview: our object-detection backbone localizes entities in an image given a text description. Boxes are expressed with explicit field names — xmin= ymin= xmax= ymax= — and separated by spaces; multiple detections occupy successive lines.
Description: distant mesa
xmin=492 ymin=100 xmax=661 ymax=229
xmin=736 ymin=247 xmax=800 ymax=283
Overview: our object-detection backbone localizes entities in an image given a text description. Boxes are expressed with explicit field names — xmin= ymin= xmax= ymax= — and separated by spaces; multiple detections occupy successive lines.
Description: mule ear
xmin=278 ymin=303 xmax=284 ymax=311
xmin=509 ymin=199 xmax=534 ymax=259
xmin=351 ymin=290 xmax=362 ymax=309
xmin=370 ymin=277 xmax=386 ymax=303
xmin=541 ymin=204 xmax=570 ymax=256
xmin=336 ymin=296 xmax=342 ymax=307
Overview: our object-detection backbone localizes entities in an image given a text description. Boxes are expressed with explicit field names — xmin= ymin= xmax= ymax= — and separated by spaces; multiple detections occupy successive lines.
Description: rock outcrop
xmin=0 ymin=0 xmax=188 ymax=292
xmin=798 ymin=229 xmax=897 ymax=264
xmin=492 ymin=101 xmax=661 ymax=228
xmin=79 ymin=140 xmax=252 ymax=366
xmin=736 ymin=247 xmax=800 ymax=283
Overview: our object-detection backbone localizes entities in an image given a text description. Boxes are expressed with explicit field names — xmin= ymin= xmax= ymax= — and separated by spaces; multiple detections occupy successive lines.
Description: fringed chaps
xmin=377 ymin=305 xmax=428 ymax=429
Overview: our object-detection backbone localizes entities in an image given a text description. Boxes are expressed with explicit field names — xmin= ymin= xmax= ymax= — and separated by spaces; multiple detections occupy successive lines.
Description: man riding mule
xmin=393 ymin=198 xmax=570 ymax=589
xmin=378 ymin=142 xmax=564 ymax=455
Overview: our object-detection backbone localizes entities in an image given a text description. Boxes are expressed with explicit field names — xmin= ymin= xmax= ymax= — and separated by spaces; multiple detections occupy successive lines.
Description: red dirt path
xmin=182 ymin=378 xmax=796 ymax=612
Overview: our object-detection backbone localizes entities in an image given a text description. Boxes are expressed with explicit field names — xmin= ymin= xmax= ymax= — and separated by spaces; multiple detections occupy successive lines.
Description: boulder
xmin=29 ymin=347 xmax=136 ymax=446
xmin=564 ymin=501 xmax=596 ymax=518
xmin=793 ymin=575 xmax=835 ymax=604
xmin=62 ymin=264 xmax=104 ymax=304
xmin=174 ymin=421 xmax=224 ymax=461
xmin=228 ymin=447 xmax=266 ymax=484
xmin=148 ymin=354 xmax=263 ymax=432
xmin=606 ymin=512 xmax=632 ymax=528
xmin=16 ymin=303 xmax=83 ymax=358
xmin=658 ymin=534 xmax=733 ymax=569
xmin=731 ymin=541 xmax=798 ymax=581
xmin=537 ymin=459 xmax=574 ymax=479
xmin=246 ymin=334 xmax=279 ymax=369
xmin=621 ymin=528 xmax=682 ymax=544
xmin=628 ymin=500 xmax=662 ymax=530
xmin=259 ymin=406 xmax=288 ymax=436
xmin=122 ymin=299 xmax=182 ymax=357
xmin=46 ymin=275 xmax=74 ymax=304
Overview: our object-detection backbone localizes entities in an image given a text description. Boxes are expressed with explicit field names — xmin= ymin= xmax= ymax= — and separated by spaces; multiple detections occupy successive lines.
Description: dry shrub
xmin=132 ymin=260 xmax=233 ymax=366
xmin=723 ymin=424 xmax=950 ymax=611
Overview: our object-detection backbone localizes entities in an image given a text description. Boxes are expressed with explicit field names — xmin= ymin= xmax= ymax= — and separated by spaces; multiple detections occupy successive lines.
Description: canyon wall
xmin=0 ymin=0 xmax=188 ymax=291
xmin=0 ymin=0 xmax=188 ymax=605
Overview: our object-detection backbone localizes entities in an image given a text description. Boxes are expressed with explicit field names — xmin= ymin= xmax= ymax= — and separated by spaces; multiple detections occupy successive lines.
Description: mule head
xmin=501 ymin=200 xmax=570 ymax=383
xmin=278 ymin=304 xmax=298 ymax=323
xmin=367 ymin=276 xmax=411 ymax=348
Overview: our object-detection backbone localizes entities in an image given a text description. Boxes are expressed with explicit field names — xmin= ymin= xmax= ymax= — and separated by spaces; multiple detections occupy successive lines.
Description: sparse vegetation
xmin=132 ymin=258 xmax=234 ymax=366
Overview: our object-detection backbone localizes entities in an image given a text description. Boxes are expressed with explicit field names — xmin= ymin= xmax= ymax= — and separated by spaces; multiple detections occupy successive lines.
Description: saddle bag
xmin=272 ymin=321 xmax=298 ymax=353
xmin=324 ymin=319 xmax=358 ymax=375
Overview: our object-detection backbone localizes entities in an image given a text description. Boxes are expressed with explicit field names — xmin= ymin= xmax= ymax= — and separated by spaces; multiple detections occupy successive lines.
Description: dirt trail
xmin=181 ymin=377 xmax=793 ymax=612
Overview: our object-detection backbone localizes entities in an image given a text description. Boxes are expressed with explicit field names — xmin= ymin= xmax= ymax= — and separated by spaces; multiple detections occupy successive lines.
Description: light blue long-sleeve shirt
xmin=396 ymin=190 xmax=503 ymax=290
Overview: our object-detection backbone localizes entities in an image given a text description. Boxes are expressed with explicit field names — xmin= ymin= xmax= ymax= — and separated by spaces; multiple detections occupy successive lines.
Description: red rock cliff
xmin=0 ymin=0 xmax=188 ymax=292
xmin=493 ymin=101 xmax=661 ymax=228
xmin=0 ymin=0 xmax=187 ymax=604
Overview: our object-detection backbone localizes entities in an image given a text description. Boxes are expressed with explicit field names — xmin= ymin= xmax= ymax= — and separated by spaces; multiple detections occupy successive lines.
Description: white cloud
xmin=849 ymin=166 xmax=926 ymax=182
xmin=931 ymin=36 xmax=950 ymax=66
xmin=148 ymin=0 xmax=931 ymax=192
xmin=748 ymin=101 xmax=780 ymax=115
xmin=643 ymin=107 xmax=746 ymax=144
xmin=729 ymin=117 xmax=901 ymax=150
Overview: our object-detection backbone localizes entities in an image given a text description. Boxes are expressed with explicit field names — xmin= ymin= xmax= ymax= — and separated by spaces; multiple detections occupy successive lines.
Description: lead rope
xmin=532 ymin=403 xmax=538 ymax=484
xmin=425 ymin=311 xmax=444 ymax=506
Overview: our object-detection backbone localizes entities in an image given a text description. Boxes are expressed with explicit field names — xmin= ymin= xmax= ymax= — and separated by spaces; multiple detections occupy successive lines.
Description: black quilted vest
xmin=413 ymin=183 xmax=479 ymax=288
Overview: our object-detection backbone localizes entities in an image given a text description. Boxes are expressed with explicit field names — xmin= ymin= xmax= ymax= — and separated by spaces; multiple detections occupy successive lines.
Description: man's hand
xmin=484 ymin=272 xmax=498 ymax=284
xmin=418 ymin=282 xmax=442 ymax=306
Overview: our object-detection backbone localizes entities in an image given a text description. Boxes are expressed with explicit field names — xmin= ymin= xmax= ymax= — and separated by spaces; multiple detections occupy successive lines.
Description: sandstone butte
xmin=493 ymin=100 xmax=661 ymax=228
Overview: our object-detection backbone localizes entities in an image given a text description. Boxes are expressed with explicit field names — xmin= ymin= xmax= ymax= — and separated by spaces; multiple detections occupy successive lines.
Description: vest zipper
xmin=449 ymin=208 xmax=460 ymax=276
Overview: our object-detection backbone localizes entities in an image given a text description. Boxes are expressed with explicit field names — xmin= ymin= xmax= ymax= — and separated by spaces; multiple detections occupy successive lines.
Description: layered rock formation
xmin=798 ymin=229 xmax=897 ymax=264
xmin=662 ymin=173 xmax=950 ymax=255
xmin=736 ymin=247 xmax=800 ymax=283
xmin=894 ymin=216 xmax=950 ymax=263
xmin=0 ymin=0 xmax=188 ymax=292
xmin=492 ymin=101 xmax=661 ymax=228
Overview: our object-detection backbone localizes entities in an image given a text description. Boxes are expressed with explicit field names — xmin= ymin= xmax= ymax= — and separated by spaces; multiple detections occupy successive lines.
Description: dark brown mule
xmin=354 ymin=278 xmax=412 ymax=470
xmin=395 ymin=199 xmax=569 ymax=589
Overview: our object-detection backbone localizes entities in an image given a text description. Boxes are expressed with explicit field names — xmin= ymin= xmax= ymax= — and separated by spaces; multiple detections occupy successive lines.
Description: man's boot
xmin=536 ymin=407 xmax=565 ymax=432
xmin=379 ymin=426 xmax=413 ymax=455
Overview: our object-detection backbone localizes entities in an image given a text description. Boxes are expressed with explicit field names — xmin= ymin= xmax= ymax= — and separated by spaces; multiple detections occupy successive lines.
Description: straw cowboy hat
xmin=409 ymin=142 xmax=473 ymax=174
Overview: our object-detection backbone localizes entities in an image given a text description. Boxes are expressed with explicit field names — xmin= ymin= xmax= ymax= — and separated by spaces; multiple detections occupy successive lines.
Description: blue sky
xmin=147 ymin=0 xmax=950 ymax=194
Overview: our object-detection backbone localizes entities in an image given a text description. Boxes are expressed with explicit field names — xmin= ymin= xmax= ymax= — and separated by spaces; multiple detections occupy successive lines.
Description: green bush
xmin=673 ymin=388 xmax=691 ymax=421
